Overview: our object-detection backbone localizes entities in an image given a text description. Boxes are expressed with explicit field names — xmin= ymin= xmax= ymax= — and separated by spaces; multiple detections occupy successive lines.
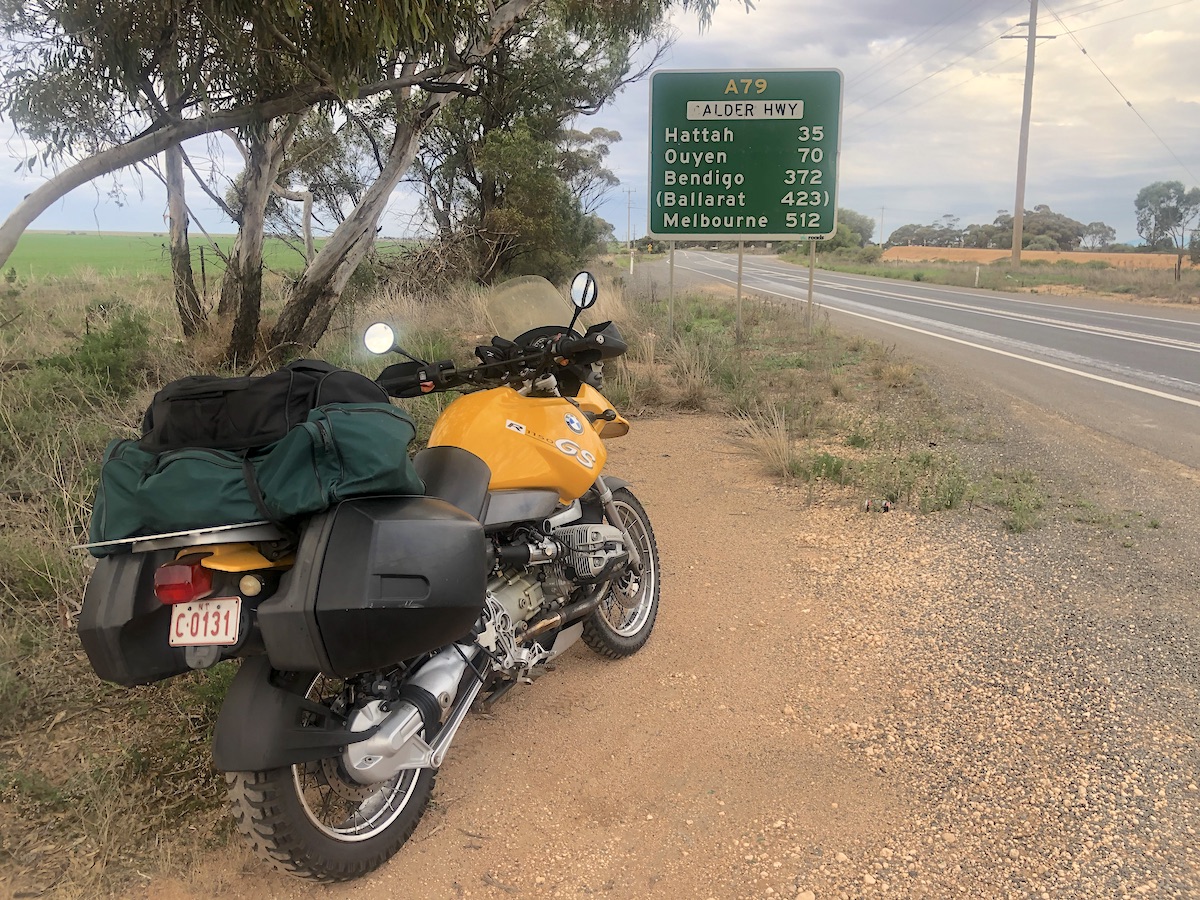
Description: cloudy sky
xmin=593 ymin=0 xmax=1200 ymax=244
xmin=3 ymin=0 xmax=1198 ymax=246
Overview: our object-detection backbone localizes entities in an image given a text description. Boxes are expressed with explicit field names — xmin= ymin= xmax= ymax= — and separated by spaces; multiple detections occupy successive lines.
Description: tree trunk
xmin=268 ymin=0 xmax=536 ymax=352
xmin=269 ymin=102 xmax=443 ymax=351
xmin=275 ymin=186 xmax=315 ymax=261
xmin=223 ymin=125 xmax=296 ymax=365
xmin=165 ymin=143 xmax=205 ymax=337
xmin=217 ymin=234 xmax=241 ymax=319
xmin=0 ymin=84 xmax=341 ymax=270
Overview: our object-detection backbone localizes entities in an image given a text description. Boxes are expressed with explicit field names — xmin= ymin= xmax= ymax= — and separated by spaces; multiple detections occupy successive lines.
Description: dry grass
xmin=734 ymin=403 xmax=802 ymax=479
xmin=883 ymin=245 xmax=1197 ymax=270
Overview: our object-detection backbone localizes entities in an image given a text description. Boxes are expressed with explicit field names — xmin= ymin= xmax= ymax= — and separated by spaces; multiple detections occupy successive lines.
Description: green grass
xmin=4 ymin=231 xmax=420 ymax=280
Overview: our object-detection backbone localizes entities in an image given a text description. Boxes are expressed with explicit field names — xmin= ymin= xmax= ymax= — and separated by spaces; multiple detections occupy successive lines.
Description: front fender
xmin=211 ymin=656 xmax=375 ymax=772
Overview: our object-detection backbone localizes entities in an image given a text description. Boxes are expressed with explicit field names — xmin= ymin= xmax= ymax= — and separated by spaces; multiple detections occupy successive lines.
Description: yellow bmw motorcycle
xmin=77 ymin=271 xmax=658 ymax=882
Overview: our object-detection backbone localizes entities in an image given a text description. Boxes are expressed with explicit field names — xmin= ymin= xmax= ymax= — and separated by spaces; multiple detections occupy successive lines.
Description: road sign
xmin=647 ymin=69 xmax=843 ymax=241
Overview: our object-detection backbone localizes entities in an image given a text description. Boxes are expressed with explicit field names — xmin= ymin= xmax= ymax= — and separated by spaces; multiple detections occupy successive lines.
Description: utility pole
xmin=624 ymin=187 xmax=635 ymax=275
xmin=879 ymin=206 xmax=885 ymax=246
xmin=1004 ymin=0 xmax=1054 ymax=266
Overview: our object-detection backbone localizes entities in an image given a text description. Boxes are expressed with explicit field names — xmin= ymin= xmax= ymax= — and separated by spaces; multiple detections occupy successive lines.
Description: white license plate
xmin=169 ymin=597 xmax=242 ymax=647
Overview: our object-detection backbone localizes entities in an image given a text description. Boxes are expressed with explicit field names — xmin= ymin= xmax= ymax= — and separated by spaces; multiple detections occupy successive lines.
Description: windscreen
xmin=483 ymin=276 xmax=574 ymax=340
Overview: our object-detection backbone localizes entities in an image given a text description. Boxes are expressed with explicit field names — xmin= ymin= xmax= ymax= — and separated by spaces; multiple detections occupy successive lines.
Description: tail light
xmin=154 ymin=557 xmax=214 ymax=604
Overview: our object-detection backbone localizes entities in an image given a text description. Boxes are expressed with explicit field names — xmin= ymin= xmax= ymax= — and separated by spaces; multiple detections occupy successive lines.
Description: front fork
xmin=594 ymin=474 xmax=642 ymax=573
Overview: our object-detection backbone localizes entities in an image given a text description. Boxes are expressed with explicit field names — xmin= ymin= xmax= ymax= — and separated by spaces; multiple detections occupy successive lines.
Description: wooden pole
xmin=1009 ymin=0 xmax=1041 ymax=267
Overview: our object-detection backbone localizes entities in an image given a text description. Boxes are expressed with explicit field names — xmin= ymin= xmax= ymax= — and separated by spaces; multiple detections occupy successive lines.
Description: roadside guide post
xmin=648 ymin=69 xmax=842 ymax=345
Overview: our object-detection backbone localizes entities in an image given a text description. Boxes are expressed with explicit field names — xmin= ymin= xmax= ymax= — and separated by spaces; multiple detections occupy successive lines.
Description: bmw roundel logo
xmin=564 ymin=413 xmax=584 ymax=434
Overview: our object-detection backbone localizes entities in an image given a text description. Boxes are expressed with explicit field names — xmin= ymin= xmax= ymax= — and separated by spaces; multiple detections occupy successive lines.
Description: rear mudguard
xmin=211 ymin=656 xmax=376 ymax=772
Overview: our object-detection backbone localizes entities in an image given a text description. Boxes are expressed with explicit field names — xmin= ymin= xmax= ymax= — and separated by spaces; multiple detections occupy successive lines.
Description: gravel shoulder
xmin=146 ymin=380 xmax=1200 ymax=899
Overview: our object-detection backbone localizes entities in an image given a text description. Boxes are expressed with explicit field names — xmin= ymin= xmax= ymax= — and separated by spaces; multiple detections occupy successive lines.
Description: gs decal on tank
xmin=555 ymin=438 xmax=596 ymax=469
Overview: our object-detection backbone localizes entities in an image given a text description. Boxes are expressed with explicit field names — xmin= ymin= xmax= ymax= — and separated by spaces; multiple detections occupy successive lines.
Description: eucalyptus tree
xmin=410 ymin=4 xmax=668 ymax=281
xmin=0 ymin=0 xmax=729 ymax=361
xmin=1135 ymin=181 xmax=1200 ymax=251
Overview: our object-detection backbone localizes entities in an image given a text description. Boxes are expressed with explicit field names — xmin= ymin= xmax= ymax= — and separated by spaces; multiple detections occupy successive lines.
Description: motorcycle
xmin=75 ymin=271 xmax=659 ymax=882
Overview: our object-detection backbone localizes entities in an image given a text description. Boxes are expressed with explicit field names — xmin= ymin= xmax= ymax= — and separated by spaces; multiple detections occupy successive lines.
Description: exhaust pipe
xmin=519 ymin=593 xmax=605 ymax=645
xmin=344 ymin=644 xmax=482 ymax=784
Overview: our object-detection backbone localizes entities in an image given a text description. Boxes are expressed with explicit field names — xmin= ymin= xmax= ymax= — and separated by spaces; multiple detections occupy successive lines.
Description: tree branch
xmin=178 ymin=146 xmax=238 ymax=221
xmin=0 ymin=0 xmax=538 ymax=270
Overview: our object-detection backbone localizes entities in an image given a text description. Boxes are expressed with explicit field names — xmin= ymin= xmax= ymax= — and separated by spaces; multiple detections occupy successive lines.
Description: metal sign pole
xmin=668 ymin=241 xmax=676 ymax=335
xmin=736 ymin=240 xmax=744 ymax=344
xmin=807 ymin=239 xmax=815 ymax=332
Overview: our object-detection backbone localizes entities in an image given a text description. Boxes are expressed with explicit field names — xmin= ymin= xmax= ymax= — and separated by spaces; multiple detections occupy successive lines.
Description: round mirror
xmin=569 ymin=271 xmax=598 ymax=310
xmin=363 ymin=322 xmax=396 ymax=355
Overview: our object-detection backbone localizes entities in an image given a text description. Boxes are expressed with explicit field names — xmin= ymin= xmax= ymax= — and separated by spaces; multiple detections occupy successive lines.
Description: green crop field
xmin=4 ymin=231 xmax=313 ymax=279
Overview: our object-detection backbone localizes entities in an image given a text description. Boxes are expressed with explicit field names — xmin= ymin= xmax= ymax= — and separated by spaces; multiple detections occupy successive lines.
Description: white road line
xmin=671 ymin=262 xmax=1200 ymax=410
xmin=719 ymin=259 xmax=1200 ymax=354
xmin=690 ymin=251 xmax=1200 ymax=330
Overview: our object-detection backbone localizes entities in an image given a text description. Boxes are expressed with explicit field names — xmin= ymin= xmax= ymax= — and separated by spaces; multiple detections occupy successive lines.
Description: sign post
xmin=648 ymin=69 xmax=843 ymax=243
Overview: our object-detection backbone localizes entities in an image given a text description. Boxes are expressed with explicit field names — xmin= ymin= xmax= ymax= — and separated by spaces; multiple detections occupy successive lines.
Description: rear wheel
xmin=582 ymin=487 xmax=660 ymax=658
xmin=225 ymin=673 xmax=435 ymax=882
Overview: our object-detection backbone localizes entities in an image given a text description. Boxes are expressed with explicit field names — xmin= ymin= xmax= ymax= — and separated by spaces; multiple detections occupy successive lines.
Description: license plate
xmin=169 ymin=597 xmax=241 ymax=647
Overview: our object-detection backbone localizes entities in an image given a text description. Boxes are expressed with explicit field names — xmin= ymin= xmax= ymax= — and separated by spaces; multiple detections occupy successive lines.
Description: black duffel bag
xmin=140 ymin=359 xmax=388 ymax=453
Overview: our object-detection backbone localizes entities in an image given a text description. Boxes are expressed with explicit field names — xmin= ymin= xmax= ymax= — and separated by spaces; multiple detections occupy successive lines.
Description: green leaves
xmin=1135 ymin=180 xmax=1200 ymax=250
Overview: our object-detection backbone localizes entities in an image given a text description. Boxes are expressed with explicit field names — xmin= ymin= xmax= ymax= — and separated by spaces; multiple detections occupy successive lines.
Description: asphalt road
xmin=634 ymin=250 xmax=1200 ymax=470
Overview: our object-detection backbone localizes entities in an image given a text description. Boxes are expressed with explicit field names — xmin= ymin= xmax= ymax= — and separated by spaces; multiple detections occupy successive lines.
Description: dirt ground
xmin=883 ymin=246 xmax=1195 ymax=270
xmin=139 ymin=368 xmax=1200 ymax=899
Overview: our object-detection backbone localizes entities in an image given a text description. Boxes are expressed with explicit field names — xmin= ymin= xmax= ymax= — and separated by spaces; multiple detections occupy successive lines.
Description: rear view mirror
xmin=364 ymin=323 xmax=396 ymax=355
xmin=569 ymin=272 xmax=598 ymax=310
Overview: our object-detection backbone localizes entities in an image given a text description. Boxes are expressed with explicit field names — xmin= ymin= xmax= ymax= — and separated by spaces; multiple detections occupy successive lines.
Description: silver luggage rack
xmin=72 ymin=521 xmax=286 ymax=554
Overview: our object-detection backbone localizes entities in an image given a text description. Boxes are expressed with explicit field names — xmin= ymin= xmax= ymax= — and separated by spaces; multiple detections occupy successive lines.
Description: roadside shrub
xmin=40 ymin=310 xmax=153 ymax=399
xmin=804 ymin=451 xmax=850 ymax=484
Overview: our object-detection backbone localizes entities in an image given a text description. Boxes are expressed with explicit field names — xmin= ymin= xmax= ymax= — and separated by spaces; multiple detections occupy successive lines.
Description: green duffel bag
xmin=88 ymin=403 xmax=424 ymax=556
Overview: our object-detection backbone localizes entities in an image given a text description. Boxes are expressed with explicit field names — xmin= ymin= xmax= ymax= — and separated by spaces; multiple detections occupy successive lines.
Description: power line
xmin=1048 ymin=0 xmax=1134 ymax=20
xmin=849 ymin=1 xmax=1026 ymax=107
xmin=846 ymin=30 xmax=1015 ymax=122
xmin=1044 ymin=0 xmax=1199 ymax=183
xmin=849 ymin=46 xmax=1030 ymax=136
xmin=1069 ymin=0 xmax=1198 ymax=33
xmin=848 ymin=0 xmax=992 ymax=88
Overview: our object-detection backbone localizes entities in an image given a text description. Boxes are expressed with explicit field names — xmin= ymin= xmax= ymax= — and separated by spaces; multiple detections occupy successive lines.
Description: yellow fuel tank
xmin=427 ymin=387 xmax=607 ymax=503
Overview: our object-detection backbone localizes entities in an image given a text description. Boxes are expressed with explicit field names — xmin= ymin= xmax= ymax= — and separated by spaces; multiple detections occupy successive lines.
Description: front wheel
xmin=225 ymin=673 xmax=435 ymax=882
xmin=582 ymin=487 xmax=660 ymax=658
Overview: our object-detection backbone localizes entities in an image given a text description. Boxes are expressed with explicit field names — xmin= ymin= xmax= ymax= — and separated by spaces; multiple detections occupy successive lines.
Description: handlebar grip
xmin=378 ymin=359 xmax=457 ymax=397
xmin=551 ymin=334 xmax=596 ymax=358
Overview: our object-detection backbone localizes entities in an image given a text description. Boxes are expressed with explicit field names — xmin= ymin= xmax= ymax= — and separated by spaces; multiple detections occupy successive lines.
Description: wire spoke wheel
xmin=583 ymin=487 xmax=660 ymax=658
xmin=290 ymin=675 xmax=422 ymax=843
xmin=226 ymin=672 xmax=436 ymax=882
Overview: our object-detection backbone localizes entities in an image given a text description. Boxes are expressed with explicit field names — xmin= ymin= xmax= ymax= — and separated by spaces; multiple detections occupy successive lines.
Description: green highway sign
xmin=647 ymin=69 xmax=843 ymax=241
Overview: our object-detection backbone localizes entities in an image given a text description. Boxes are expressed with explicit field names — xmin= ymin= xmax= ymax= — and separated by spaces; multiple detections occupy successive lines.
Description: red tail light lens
xmin=154 ymin=558 xmax=213 ymax=604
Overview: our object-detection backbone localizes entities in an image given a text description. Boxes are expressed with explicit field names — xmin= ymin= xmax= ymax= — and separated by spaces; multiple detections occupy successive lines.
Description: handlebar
xmin=377 ymin=359 xmax=458 ymax=398
xmin=376 ymin=322 xmax=626 ymax=400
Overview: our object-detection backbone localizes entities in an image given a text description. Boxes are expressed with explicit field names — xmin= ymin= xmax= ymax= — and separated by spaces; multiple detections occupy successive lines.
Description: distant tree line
xmin=881 ymin=180 xmax=1200 ymax=255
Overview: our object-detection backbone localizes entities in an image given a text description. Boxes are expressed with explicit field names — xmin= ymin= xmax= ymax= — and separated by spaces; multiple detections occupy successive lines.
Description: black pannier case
xmin=80 ymin=497 xmax=489 ymax=685
xmin=256 ymin=496 xmax=489 ymax=677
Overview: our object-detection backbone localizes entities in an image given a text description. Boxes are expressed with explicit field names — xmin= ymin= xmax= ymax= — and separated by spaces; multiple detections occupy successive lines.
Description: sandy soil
xmin=883 ymin=246 xmax=1195 ymax=270
xmin=139 ymin=385 xmax=1200 ymax=899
